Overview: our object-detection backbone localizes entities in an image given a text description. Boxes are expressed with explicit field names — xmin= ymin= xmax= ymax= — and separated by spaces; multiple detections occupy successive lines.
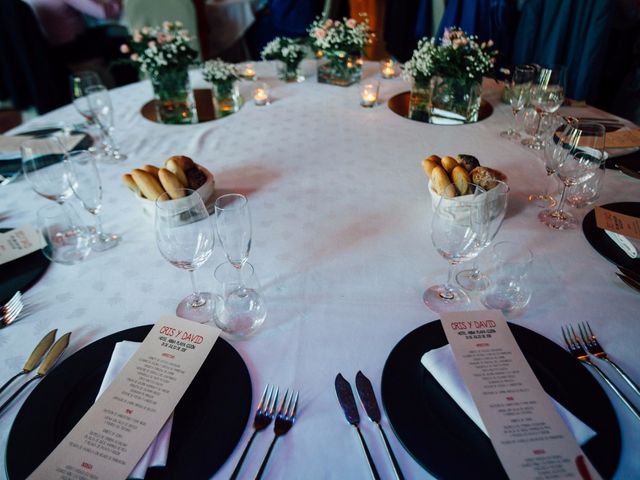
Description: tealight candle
xmin=380 ymin=59 xmax=397 ymax=79
xmin=360 ymin=82 xmax=380 ymax=108
xmin=253 ymin=84 xmax=270 ymax=106
xmin=242 ymin=63 xmax=256 ymax=80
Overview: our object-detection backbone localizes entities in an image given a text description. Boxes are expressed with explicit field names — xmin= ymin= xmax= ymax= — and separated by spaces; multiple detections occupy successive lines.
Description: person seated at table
xmin=23 ymin=0 xmax=131 ymax=86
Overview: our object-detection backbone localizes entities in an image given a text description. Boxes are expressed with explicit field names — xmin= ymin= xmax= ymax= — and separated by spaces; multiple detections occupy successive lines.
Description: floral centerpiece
xmin=403 ymin=28 xmax=497 ymax=123
xmin=122 ymin=21 xmax=198 ymax=124
xmin=308 ymin=16 xmax=371 ymax=86
xmin=201 ymin=59 xmax=242 ymax=118
xmin=261 ymin=37 xmax=307 ymax=82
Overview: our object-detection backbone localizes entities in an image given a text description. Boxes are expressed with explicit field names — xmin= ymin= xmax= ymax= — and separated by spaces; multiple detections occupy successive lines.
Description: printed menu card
xmin=440 ymin=311 xmax=601 ymax=480
xmin=595 ymin=206 xmax=640 ymax=240
xmin=28 ymin=315 xmax=220 ymax=480
xmin=0 ymin=225 xmax=45 ymax=266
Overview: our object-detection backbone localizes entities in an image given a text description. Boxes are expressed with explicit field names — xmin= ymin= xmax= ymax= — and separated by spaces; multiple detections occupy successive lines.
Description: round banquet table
xmin=0 ymin=61 xmax=639 ymax=479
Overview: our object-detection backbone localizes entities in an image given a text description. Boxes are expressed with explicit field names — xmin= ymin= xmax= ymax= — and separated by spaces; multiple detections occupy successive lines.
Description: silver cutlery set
xmin=230 ymin=384 xmax=299 ymax=480
xmin=0 ymin=291 xmax=24 ymax=328
xmin=335 ymin=372 xmax=404 ymax=480
xmin=562 ymin=322 xmax=640 ymax=420
xmin=0 ymin=329 xmax=71 ymax=415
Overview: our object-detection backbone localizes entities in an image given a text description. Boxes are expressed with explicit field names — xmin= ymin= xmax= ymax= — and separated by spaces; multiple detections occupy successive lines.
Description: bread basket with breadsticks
xmin=421 ymin=154 xmax=507 ymax=211
xmin=122 ymin=155 xmax=216 ymax=218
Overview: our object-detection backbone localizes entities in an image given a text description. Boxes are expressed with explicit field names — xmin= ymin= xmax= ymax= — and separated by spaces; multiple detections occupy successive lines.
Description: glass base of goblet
xmin=499 ymin=129 xmax=521 ymax=140
xmin=423 ymin=285 xmax=471 ymax=313
xmin=176 ymin=292 xmax=218 ymax=323
xmin=527 ymin=193 xmax=556 ymax=208
xmin=91 ymin=232 xmax=120 ymax=252
xmin=521 ymin=137 xmax=543 ymax=150
xmin=456 ymin=269 xmax=489 ymax=291
xmin=538 ymin=209 xmax=578 ymax=230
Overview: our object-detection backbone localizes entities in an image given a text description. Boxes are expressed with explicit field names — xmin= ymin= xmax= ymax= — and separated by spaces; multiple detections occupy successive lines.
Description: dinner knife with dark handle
xmin=0 ymin=332 xmax=71 ymax=416
xmin=335 ymin=373 xmax=381 ymax=480
xmin=356 ymin=371 xmax=405 ymax=480
xmin=0 ymin=329 xmax=57 ymax=396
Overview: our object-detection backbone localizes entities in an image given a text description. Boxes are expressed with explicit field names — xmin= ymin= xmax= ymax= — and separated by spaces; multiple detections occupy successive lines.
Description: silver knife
xmin=335 ymin=373 xmax=381 ymax=480
xmin=356 ymin=371 xmax=405 ymax=480
xmin=0 ymin=329 xmax=57 ymax=396
xmin=616 ymin=164 xmax=640 ymax=181
xmin=0 ymin=331 xmax=71 ymax=415
xmin=605 ymin=230 xmax=638 ymax=258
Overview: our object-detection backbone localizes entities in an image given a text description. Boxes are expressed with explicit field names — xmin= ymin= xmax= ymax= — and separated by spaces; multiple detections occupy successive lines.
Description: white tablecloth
xmin=1 ymin=61 xmax=639 ymax=479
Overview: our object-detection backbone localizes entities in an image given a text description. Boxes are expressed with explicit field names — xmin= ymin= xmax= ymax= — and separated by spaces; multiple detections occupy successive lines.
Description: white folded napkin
xmin=420 ymin=345 xmax=596 ymax=445
xmin=97 ymin=341 xmax=173 ymax=479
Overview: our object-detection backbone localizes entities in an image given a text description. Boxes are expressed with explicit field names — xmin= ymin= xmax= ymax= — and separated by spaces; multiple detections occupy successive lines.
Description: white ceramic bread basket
xmin=137 ymin=165 xmax=216 ymax=219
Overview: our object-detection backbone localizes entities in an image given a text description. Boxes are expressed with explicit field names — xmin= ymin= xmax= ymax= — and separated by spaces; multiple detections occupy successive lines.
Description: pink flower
xmin=175 ymin=21 xmax=183 ymax=28
xmin=133 ymin=31 xmax=142 ymax=42
xmin=314 ymin=29 xmax=327 ymax=39
xmin=324 ymin=19 xmax=333 ymax=28
xmin=487 ymin=40 xmax=494 ymax=47
xmin=334 ymin=20 xmax=341 ymax=26
xmin=141 ymin=26 xmax=150 ymax=34
xmin=346 ymin=18 xmax=357 ymax=28
xmin=120 ymin=44 xmax=130 ymax=54
xmin=157 ymin=33 xmax=166 ymax=44
xmin=148 ymin=41 xmax=156 ymax=48
xmin=162 ymin=21 xmax=172 ymax=30
xmin=131 ymin=53 xmax=139 ymax=61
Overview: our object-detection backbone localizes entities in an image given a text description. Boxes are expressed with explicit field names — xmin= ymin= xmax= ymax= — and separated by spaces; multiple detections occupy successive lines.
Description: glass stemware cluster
xmin=500 ymin=65 xmax=536 ymax=140
xmin=522 ymin=66 xmax=565 ymax=150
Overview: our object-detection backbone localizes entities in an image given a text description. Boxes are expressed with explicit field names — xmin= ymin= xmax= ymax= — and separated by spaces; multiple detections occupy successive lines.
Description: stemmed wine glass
xmin=539 ymin=121 xmax=606 ymax=229
xmin=155 ymin=190 xmax=216 ymax=322
xmin=86 ymin=85 xmax=127 ymax=162
xmin=522 ymin=66 xmax=565 ymax=150
xmin=423 ymin=185 xmax=490 ymax=313
xmin=21 ymin=135 xmax=75 ymax=204
xmin=456 ymin=181 xmax=509 ymax=291
xmin=215 ymin=194 xmax=252 ymax=271
xmin=70 ymin=71 xmax=103 ymax=123
xmin=64 ymin=150 xmax=120 ymax=251
xmin=500 ymin=64 xmax=536 ymax=140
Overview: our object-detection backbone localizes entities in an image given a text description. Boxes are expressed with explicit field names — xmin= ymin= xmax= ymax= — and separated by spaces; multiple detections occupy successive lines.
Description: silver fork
xmin=577 ymin=322 xmax=640 ymax=398
xmin=230 ymin=384 xmax=278 ymax=480
xmin=561 ymin=325 xmax=640 ymax=420
xmin=255 ymin=389 xmax=299 ymax=480
xmin=0 ymin=292 xmax=23 ymax=328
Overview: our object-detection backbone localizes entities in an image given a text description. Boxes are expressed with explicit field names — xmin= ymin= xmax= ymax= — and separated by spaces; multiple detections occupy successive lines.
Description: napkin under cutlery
xmin=97 ymin=341 xmax=173 ymax=479
xmin=421 ymin=345 xmax=596 ymax=444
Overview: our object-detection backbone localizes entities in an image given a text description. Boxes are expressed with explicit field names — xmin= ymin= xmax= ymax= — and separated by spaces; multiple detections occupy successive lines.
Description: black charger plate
xmin=582 ymin=202 xmax=640 ymax=275
xmin=0 ymin=228 xmax=49 ymax=304
xmin=381 ymin=321 xmax=620 ymax=479
xmin=5 ymin=325 xmax=252 ymax=480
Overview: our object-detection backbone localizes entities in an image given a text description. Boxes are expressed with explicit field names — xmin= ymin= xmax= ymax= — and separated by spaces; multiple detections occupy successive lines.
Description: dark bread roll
xmin=457 ymin=154 xmax=480 ymax=172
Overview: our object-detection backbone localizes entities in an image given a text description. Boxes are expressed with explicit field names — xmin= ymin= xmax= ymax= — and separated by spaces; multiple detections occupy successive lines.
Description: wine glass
xmin=155 ymin=190 xmax=216 ymax=322
xmin=539 ymin=121 xmax=606 ymax=229
xmin=456 ymin=181 xmax=510 ymax=291
xmin=70 ymin=71 xmax=103 ymax=123
xmin=423 ymin=184 xmax=490 ymax=313
xmin=215 ymin=194 xmax=252 ymax=271
xmin=64 ymin=150 xmax=120 ymax=251
xmin=522 ymin=66 xmax=565 ymax=150
xmin=500 ymin=64 xmax=536 ymax=140
xmin=21 ymin=135 xmax=74 ymax=204
xmin=86 ymin=85 xmax=127 ymax=162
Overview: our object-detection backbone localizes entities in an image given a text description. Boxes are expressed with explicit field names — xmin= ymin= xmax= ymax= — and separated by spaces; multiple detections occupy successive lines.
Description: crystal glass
xmin=215 ymin=194 xmax=251 ymax=270
xmin=539 ymin=121 xmax=606 ymax=229
xmin=423 ymin=184 xmax=489 ymax=313
xmin=70 ymin=71 xmax=103 ymax=123
xmin=37 ymin=203 xmax=91 ymax=265
xmin=214 ymin=262 xmax=266 ymax=337
xmin=522 ymin=66 xmax=565 ymax=150
xmin=155 ymin=190 xmax=216 ymax=322
xmin=86 ymin=85 xmax=127 ymax=162
xmin=21 ymin=135 xmax=74 ymax=204
xmin=480 ymin=241 xmax=533 ymax=312
xmin=500 ymin=65 xmax=536 ymax=139
xmin=567 ymin=164 xmax=605 ymax=208
xmin=64 ymin=150 xmax=120 ymax=251
xmin=456 ymin=181 xmax=510 ymax=291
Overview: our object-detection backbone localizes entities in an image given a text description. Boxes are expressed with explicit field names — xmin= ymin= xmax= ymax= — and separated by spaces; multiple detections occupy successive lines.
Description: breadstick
xmin=131 ymin=169 xmax=166 ymax=201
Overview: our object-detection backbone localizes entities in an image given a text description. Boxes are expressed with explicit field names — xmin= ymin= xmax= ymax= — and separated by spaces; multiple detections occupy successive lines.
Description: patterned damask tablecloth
xmin=0 ymin=61 xmax=638 ymax=479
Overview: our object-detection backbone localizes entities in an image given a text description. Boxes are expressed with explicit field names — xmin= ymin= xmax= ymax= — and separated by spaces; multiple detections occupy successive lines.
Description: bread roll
xmin=441 ymin=156 xmax=459 ymax=174
xmin=142 ymin=164 xmax=160 ymax=177
xmin=442 ymin=183 xmax=458 ymax=199
xmin=186 ymin=167 xmax=207 ymax=189
xmin=431 ymin=166 xmax=453 ymax=195
xmin=158 ymin=168 xmax=186 ymax=199
xmin=131 ymin=168 xmax=166 ymax=201
xmin=165 ymin=158 xmax=189 ymax=187
xmin=421 ymin=158 xmax=439 ymax=178
xmin=122 ymin=173 xmax=139 ymax=194
xmin=166 ymin=155 xmax=196 ymax=172
xmin=456 ymin=154 xmax=480 ymax=172
xmin=425 ymin=154 xmax=441 ymax=165
xmin=470 ymin=166 xmax=501 ymax=191
xmin=451 ymin=165 xmax=471 ymax=195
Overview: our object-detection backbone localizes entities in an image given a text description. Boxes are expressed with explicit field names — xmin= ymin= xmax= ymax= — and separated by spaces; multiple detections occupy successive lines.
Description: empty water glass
xmin=480 ymin=241 xmax=533 ymax=313
xmin=37 ymin=203 xmax=92 ymax=265
xmin=86 ymin=85 xmax=127 ymax=162
xmin=214 ymin=262 xmax=266 ymax=337
xmin=567 ymin=165 xmax=605 ymax=209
